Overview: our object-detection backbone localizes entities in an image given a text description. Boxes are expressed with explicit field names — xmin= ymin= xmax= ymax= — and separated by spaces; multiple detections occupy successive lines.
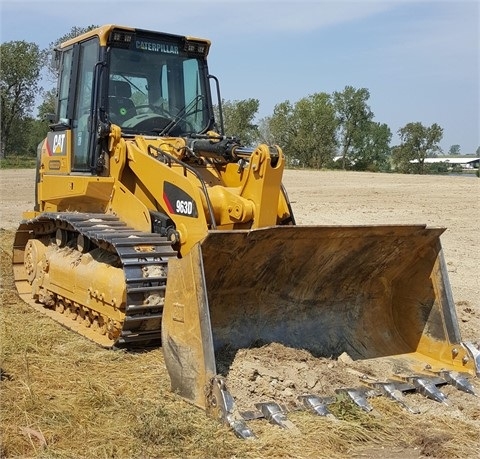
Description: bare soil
xmin=1 ymin=168 xmax=479 ymax=458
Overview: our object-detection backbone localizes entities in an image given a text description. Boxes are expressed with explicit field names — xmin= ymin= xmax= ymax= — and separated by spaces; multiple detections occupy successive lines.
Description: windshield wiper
xmin=155 ymin=95 xmax=204 ymax=136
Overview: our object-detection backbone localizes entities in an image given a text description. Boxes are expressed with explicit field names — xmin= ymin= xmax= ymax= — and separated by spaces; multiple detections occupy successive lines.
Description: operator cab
xmin=107 ymin=32 xmax=211 ymax=136
xmin=53 ymin=26 xmax=214 ymax=173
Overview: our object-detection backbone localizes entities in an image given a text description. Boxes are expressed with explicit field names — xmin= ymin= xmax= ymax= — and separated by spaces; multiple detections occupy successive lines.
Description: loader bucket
xmin=162 ymin=225 xmax=475 ymax=410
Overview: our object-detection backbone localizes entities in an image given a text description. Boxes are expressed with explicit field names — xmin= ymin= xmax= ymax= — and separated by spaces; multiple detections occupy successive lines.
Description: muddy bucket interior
xmin=162 ymin=225 xmax=467 ymax=408
xmin=203 ymin=226 xmax=461 ymax=357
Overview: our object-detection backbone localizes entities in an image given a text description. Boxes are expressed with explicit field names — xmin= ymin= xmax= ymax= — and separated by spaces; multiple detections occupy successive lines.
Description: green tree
xmin=449 ymin=144 xmax=461 ymax=155
xmin=219 ymin=98 xmax=260 ymax=146
xmin=333 ymin=86 xmax=373 ymax=169
xmin=257 ymin=116 xmax=275 ymax=145
xmin=0 ymin=41 xmax=45 ymax=157
xmin=268 ymin=93 xmax=337 ymax=168
xmin=351 ymin=121 xmax=392 ymax=172
xmin=266 ymin=100 xmax=294 ymax=152
xmin=37 ymin=88 xmax=56 ymax=119
xmin=392 ymin=122 xmax=443 ymax=174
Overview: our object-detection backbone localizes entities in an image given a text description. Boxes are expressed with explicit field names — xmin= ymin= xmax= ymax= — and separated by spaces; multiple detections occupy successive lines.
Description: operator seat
xmin=108 ymin=80 xmax=137 ymax=125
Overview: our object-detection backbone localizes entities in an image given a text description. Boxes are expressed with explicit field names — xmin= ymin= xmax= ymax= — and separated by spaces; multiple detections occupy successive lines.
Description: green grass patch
xmin=0 ymin=155 xmax=36 ymax=169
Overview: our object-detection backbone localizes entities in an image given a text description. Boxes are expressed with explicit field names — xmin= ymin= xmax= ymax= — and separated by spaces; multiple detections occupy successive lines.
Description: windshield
xmin=107 ymin=44 xmax=210 ymax=136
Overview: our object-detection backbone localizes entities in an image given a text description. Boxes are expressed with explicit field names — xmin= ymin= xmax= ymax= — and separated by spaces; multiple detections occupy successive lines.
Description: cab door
xmin=55 ymin=37 xmax=100 ymax=172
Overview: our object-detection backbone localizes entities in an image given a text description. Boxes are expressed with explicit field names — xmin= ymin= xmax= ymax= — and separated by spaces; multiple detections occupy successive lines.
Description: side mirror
xmin=52 ymin=49 xmax=61 ymax=71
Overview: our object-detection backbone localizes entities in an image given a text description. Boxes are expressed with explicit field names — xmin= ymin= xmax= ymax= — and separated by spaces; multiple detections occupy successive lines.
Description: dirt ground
xmin=1 ymin=168 xmax=479 ymax=458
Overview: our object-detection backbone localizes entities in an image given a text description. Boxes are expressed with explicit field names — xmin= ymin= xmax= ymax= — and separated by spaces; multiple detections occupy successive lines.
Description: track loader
xmin=13 ymin=25 xmax=479 ymax=437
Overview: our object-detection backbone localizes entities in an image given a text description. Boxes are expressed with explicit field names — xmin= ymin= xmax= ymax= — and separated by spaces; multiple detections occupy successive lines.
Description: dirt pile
xmin=220 ymin=344 xmax=363 ymax=410
xmin=220 ymin=342 xmax=480 ymax=423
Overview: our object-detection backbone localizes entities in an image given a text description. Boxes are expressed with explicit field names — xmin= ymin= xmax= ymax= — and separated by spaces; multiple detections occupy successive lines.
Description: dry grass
xmin=1 ymin=228 xmax=479 ymax=458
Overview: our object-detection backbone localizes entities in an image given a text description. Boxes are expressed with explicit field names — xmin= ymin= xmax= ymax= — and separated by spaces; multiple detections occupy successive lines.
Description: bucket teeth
xmin=240 ymin=410 xmax=263 ymax=421
xmin=208 ymin=377 xmax=255 ymax=439
xmin=233 ymin=367 xmax=477 ymax=438
xmin=254 ymin=402 xmax=298 ymax=431
xmin=462 ymin=341 xmax=480 ymax=377
xmin=230 ymin=419 xmax=255 ymax=440
xmin=371 ymin=382 xmax=420 ymax=414
xmin=438 ymin=370 xmax=478 ymax=396
xmin=335 ymin=388 xmax=374 ymax=412
xmin=406 ymin=376 xmax=448 ymax=404
xmin=298 ymin=395 xmax=335 ymax=417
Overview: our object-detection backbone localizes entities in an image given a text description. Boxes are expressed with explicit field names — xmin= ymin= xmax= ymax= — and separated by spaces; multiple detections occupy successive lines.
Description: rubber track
xmin=14 ymin=212 xmax=178 ymax=348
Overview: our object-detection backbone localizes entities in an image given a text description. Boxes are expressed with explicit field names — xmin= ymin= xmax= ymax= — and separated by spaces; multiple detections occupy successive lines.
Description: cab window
xmin=72 ymin=38 xmax=99 ymax=171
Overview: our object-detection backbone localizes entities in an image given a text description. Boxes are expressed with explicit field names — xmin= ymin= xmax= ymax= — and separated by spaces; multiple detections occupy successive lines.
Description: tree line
xmin=221 ymin=94 xmax=476 ymax=174
xmin=1 ymin=27 xmax=478 ymax=174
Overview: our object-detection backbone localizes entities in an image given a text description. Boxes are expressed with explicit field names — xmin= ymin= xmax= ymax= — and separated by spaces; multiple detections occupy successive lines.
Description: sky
xmin=1 ymin=0 xmax=479 ymax=154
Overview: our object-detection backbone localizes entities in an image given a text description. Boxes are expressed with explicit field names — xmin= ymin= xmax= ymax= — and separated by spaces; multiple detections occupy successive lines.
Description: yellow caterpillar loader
xmin=13 ymin=25 xmax=478 ymax=437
